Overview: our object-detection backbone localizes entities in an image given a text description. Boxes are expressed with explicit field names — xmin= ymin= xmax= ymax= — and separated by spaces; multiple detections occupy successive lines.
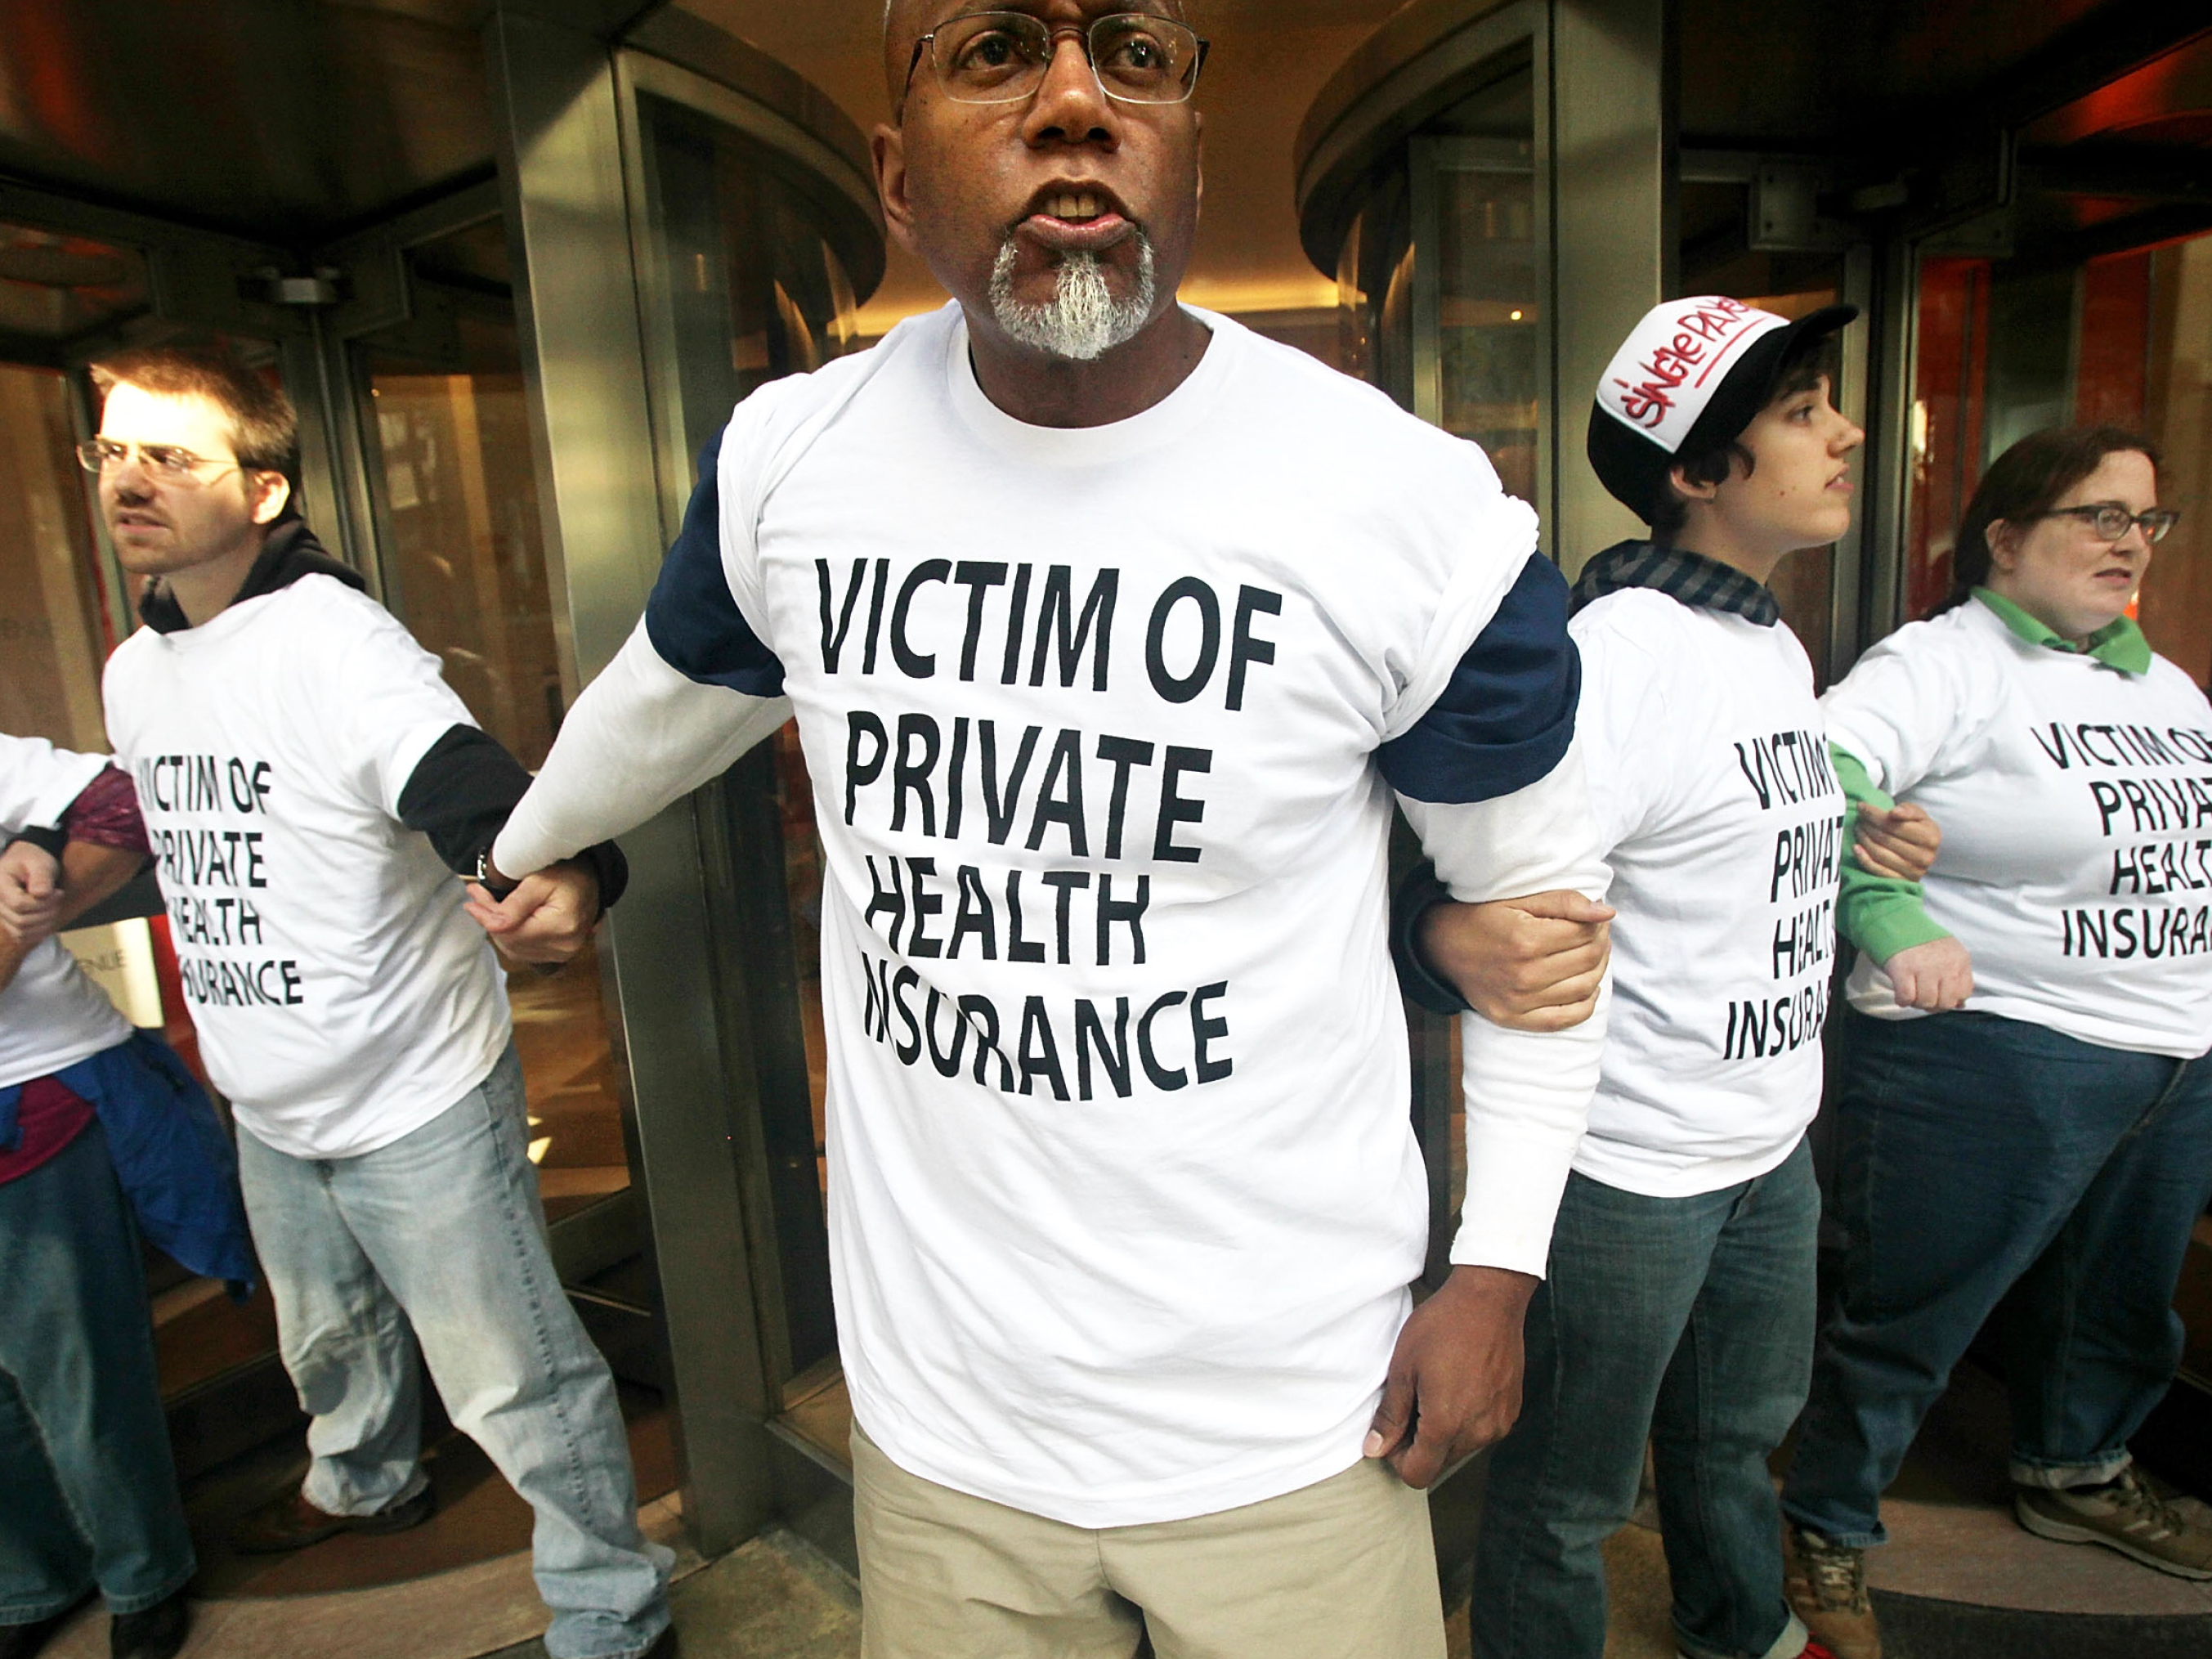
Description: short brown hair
xmin=1649 ymin=329 xmax=1838 ymax=543
xmin=90 ymin=346 xmax=298 ymax=477
xmin=1931 ymin=424 xmax=2160 ymax=617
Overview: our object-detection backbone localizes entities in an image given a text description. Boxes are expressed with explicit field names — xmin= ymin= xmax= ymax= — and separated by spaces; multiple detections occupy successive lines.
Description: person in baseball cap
xmin=1397 ymin=295 xmax=1943 ymax=1659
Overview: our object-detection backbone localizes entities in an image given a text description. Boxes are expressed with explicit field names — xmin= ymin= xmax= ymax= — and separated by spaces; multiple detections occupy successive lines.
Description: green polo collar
xmin=1973 ymin=587 xmax=2152 ymax=675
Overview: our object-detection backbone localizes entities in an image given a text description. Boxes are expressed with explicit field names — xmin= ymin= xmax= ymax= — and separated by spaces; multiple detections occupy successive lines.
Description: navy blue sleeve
xmin=643 ymin=426 xmax=787 ymax=697
xmin=1390 ymin=861 xmax=1473 ymax=1015
xmin=1378 ymin=552 xmax=1580 ymax=804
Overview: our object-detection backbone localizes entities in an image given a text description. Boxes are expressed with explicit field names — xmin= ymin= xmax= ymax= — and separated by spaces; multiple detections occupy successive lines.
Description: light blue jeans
xmin=235 ymin=1044 xmax=671 ymax=1659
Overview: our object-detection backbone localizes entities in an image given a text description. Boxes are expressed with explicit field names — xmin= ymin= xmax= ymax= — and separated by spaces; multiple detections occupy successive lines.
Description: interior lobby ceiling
xmin=676 ymin=1 xmax=1399 ymax=334
xmin=0 ymin=0 xmax=2199 ymax=325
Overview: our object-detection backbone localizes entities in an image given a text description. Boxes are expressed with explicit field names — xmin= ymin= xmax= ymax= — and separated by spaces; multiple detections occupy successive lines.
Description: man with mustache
xmin=479 ymin=5 xmax=1610 ymax=1652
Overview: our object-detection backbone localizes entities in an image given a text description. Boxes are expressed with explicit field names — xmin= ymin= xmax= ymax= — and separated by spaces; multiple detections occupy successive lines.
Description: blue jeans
xmin=1471 ymin=1141 xmax=1818 ymax=1659
xmin=1782 ymin=1007 xmax=2212 ymax=1547
xmin=0 ymin=1118 xmax=195 ymax=1625
xmin=235 ymin=1045 xmax=671 ymax=1659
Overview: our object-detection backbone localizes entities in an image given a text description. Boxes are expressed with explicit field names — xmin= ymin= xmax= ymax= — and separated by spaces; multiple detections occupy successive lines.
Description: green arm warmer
xmin=1833 ymin=743 xmax=1952 ymax=963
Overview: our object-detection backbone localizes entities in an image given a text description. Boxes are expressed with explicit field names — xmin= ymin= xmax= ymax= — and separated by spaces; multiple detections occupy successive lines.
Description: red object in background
xmin=2075 ymin=251 xmax=2152 ymax=433
xmin=1906 ymin=258 xmax=1992 ymax=622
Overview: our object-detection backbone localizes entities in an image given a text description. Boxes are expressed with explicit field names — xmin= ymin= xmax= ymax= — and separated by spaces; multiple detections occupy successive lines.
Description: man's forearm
xmin=493 ymin=618 xmax=793 ymax=877
xmin=1399 ymin=739 xmax=1610 ymax=1277
xmin=54 ymin=841 xmax=148 ymax=930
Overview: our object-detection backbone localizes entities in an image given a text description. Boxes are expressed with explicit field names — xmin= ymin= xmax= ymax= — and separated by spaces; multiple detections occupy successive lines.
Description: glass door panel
xmin=1334 ymin=53 xmax=1541 ymax=1281
xmin=360 ymin=240 xmax=632 ymax=1223
xmin=630 ymin=83 xmax=862 ymax=1420
xmin=2134 ymin=238 xmax=2212 ymax=688
xmin=1903 ymin=230 xmax=2212 ymax=685
xmin=1420 ymin=137 xmax=1540 ymax=507
xmin=0 ymin=362 xmax=110 ymax=747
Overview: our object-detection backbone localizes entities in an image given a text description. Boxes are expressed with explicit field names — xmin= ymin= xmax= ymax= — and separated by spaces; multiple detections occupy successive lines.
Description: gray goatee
xmin=987 ymin=231 xmax=1157 ymax=361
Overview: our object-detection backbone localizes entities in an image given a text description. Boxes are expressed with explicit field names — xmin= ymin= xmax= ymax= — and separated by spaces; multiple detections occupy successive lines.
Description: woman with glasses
xmin=1778 ymin=425 xmax=2212 ymax=1659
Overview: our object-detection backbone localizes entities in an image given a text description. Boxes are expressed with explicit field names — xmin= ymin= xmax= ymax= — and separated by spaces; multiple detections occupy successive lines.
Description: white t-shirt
xmin=1827 ymin=596 xmax=2212 ymax=1058
xmin=509 ymin=301 xmax=1598 ymax=1528
xmin=0 ymin=734 xmax=132 ymax=1089
xmin=102 ymin=576 xmax=512 ymax=1155
xmin=1574 ymin=591 xmax=1841 ymax=1195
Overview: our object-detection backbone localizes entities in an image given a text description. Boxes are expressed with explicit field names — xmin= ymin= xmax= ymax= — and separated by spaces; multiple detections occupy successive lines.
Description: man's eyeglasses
xmin=904 ymin=11 xmax=1207 ymax=110
xmin=2032 ymin=503 xmax=2181 ymax=545
xmin=77 ymin=438 xmax=241 ymax=484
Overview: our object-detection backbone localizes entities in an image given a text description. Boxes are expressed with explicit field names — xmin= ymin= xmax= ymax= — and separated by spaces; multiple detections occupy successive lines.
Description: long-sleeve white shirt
xmin=1 ymin=734 xmax=132 ymax=1090
xmin=1826 ymin=594 xmax=2212 ymax=1056
xmin=499 ymin=303 xmax=1606 ymax=1526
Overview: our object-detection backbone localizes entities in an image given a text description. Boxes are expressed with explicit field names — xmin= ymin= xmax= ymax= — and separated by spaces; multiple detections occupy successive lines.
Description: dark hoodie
xmin=139 ymin=515 xmax=626 ymax=908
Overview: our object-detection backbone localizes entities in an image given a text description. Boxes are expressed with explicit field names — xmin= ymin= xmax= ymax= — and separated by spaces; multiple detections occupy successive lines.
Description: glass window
xmin=632 ymin=88 xmax=862 ymax=1413
xmin=2142 ymin=236 xmax=2212 ymax=687
xmin=1902 ymin=231 xmax=2212 ymax=686
xmin=1902 ymin=257 xmax=1992 ymax=627
xmin=1426 ymin=143 xmax=1539 ymax=506
xmin=361 ymin=233 xmax=631 ymax=1222
xmin=1334 ymin=56 xmax=1539 ymax=1281
xmin=0 ymin=363 xmax=111 ymax=748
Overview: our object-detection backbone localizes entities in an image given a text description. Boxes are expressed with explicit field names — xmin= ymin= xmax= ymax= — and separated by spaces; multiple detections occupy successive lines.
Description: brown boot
xmin=1783 ymin=1524 xmax=1882 ymax=1659
xmin=231 ymin=1482 xmax=436 ymax=1554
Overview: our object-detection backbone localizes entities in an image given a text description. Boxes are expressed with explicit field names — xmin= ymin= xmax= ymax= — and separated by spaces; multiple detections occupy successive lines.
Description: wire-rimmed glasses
xmin=76 ymin=437 xmax=241 ymax=486
xmin=904 ymin=11 xmax=1207 ymax=109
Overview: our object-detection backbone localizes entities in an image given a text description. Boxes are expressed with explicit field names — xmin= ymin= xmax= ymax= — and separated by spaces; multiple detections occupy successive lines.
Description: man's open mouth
xmin=1017 ymin=184 xmax=1135 ymax=253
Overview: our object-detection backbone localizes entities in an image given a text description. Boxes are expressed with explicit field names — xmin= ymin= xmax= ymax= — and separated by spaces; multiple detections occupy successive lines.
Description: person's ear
xmin=1193 ymin=110 xmax=1205 ymax=217
xmin=873 ymin=122 xmax=920 ymax=258
xmin=1668 ymin=461 xmax=1721 ymax=506
xmin=1984 ymin=518 xmax=2019 ymax=573
xmin=249 ymin=471 xmax=291 ymax=526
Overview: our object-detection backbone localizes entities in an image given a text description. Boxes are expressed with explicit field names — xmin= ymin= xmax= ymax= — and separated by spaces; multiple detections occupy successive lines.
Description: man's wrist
xmin=1391 ymin=863 xmax=1471 ymax=1016
xmin=1443 ymin=1262 xmax=1539 ymax=1304
xmin=473 ymin=847 xmax=520 ymax=900
xmin=7 ymin=826 xmax=66 ymax=860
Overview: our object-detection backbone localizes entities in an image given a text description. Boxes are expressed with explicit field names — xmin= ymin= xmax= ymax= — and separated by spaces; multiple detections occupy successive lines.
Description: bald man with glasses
xmin=480 ymin=6 xmax=1614 ymax=1654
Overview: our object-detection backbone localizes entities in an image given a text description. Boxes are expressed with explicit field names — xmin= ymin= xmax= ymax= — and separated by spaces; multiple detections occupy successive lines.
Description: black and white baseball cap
xmin=1587 ymin=295 xmax=1856 ymax=522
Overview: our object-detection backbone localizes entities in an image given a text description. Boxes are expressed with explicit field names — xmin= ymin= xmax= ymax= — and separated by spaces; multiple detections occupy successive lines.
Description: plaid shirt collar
xmin=1569 ymin=540 xmax=1781 ymax=625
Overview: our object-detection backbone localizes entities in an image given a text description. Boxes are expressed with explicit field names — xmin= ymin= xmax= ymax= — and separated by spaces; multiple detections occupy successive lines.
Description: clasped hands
xmin=0 ymin=839 xmax=65 ymax=993
xmin=462 ymin=858 xmax=603 ymax=966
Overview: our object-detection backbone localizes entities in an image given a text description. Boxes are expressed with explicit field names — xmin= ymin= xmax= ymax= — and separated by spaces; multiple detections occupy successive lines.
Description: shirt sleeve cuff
xmin=1844 ymin=888 xmax=1952 ymax=963
xmin=1446 ymin=1117 xmax=1575 ymax=1279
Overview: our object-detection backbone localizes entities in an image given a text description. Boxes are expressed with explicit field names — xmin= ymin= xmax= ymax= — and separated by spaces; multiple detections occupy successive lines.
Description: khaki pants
xmin=852 ymin=1424 xmax=1446 ymax=1659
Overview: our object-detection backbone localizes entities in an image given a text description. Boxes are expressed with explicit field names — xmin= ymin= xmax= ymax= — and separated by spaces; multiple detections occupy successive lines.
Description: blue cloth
xmin=0 ymin=1117 xmax=196 ymax=1621
xmin=1783 ymin=1007 xmax=2212 ymax=1546
xmin=1379 ymin=551 xmax=1582 ymax=805
xmin=0 ymin=1033 xmax=256 ymax=1291
xmin=643 ymin=428 xmax=786 ymax=697
xmin=235 ymin=1044 xmax=670 ymax=1659
xmin=1471 ymin=1141 xmax=1818 ymax=1659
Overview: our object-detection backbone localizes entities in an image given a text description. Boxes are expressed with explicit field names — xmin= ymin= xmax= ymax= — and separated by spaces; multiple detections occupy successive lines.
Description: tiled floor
xmin=37 ymin=1496 xmax=701 ymax=1659
xmin=174 ymin=1383 xmax=677 ymax=1599
xmin=33 ymin=1363 xmax=2211 ymax=1659
xmin=1860 ymin=1363 xmax=2212 ymax=1616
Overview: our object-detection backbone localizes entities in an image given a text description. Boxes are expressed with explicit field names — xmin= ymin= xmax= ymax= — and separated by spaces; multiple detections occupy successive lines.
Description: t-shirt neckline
xmin=944 ymin=302 xmax=1233 ymax=467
